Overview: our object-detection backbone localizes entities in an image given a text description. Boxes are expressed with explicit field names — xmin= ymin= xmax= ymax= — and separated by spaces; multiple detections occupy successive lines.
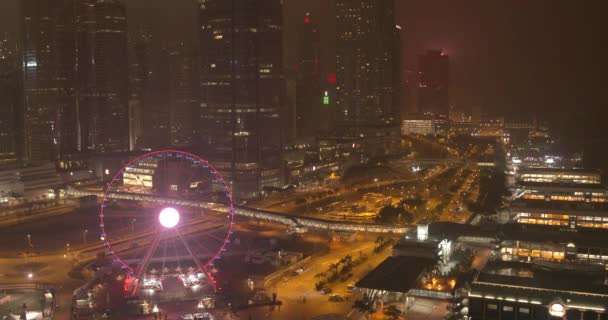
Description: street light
xmin=26 ymin=234 xmax=32 ymax=250
xmin=83 ymin=229 xmax=88 ymax=244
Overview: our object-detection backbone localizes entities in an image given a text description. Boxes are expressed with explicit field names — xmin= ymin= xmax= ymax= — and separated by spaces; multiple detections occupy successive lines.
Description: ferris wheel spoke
xmin=170 ymin=230 xmax=182 ymax=272
xmin=203 ymin=230 xmax=228 ymax=244
xmin=130 ymin=228 xmax=162 ymax=296
xmin=176 ymin=228 xmax=205 ymax=272
xmin=160 ymin=235 xmax=168 ymax=278
xmin=189 ymin=233 xmax=216 ymax=261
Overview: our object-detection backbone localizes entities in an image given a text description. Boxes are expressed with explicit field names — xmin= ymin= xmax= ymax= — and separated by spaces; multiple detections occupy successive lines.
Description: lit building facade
xmin=335 ymin=0 xmax=400 ymax=128
xmin=468 ymin=261 xmax=608 ymax=320
xmin=449 ymin=119 xmax=505 ymax=137
xmin=21 ymin=0 xmax=76 ymax=161
xmin=514 ymin=206 xmax=608 ymax=229
xmin=517 ymin=169 xmax=601 ymax=185
xmin=198 ymin=0 xmax=285 ymax=199
xmin=518 ymin=184 xmax=608 ymax=203
xmin=0 ymin=162 xmax=61 ymax=197
xmin=123 ymin=160 xmax=156 ymax=189
xmin=167 ymin=42 xmax=199 ymax=148
xmin=0 ymin=34 xmax=20 ymax=161
xmin=294 ymin=13 xmax=327 ymax=140
xmin=401 ymin=116 xmax=436 ymax=135
xmin=127 ymin=29 xmax=153 ymax=150
xmin=417 ymin=50 xmax=449 ymax=116
xmin=76 ymin=0 xmax=129 ymax=153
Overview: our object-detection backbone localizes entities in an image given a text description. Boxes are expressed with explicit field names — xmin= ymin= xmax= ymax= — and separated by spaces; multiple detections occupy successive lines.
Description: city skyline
xmin=0 ymin=1 xmax=607 ymax=319
xmin=0 ymin=0 xmax=605 ymax=127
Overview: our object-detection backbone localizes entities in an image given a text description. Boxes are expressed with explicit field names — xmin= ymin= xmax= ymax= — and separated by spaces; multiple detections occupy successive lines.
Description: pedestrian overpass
xmin=64 ymin=189 xmax=408 ymax=234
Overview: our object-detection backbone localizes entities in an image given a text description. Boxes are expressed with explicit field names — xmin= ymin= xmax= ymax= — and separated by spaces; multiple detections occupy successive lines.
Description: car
xmin=346 ymin=283 xmax=356 ymax=292
xmin=328 ymin=294 xmax=344 ymax=302
xmin=320 ymin=287 xmax=333 ymax=294
xmin=179 ymin=315 xmax=194 ymax=320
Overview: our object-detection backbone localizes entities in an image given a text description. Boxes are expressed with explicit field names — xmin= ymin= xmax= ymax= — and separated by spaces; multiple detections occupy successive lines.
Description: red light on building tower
xmin=304 ymin=16 xmax=310 ymax=24
xmin=327 ymin=73 xmax=337 ymax=85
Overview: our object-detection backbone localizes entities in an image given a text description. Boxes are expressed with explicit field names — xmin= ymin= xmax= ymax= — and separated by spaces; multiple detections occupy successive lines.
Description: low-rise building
xmin=469 ymin=260 xmax=608 ymax=320
xmin=517 ymin=168 xmax=601 ymax=185
xmin=0 ymin=162 xmax=61 ymax=198
xmin=511 ymin=198 xmax=608 ymax=229
xmin=401 ymin=115 xmax=436 ymax=135
xmin=516 ymin=182 xmax=608 ymax=203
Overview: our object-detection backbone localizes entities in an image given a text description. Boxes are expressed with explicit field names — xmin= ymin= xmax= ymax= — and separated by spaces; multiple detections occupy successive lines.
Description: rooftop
xmin=405 ymin=222 xmax=608 ymax=249
xmin=470 ymin=260 xmax=608 ymax=311
xmin=499 ymin=223 xmax=608 ymax=249
xmin=355 ymin=256 xmax=436 ymax=293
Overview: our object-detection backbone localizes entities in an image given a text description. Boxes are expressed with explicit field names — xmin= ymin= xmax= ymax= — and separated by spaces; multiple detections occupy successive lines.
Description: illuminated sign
xmin=323 ymin=91 xmax=329 ymax=105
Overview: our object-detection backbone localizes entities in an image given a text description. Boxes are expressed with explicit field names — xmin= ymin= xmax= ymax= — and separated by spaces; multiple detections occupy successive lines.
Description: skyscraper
xmin=128 ymin=29 xmax=153 ymax=150
xmin=294 ymin=13 xmax=326 ymax=140
xmin=167 ymin=42 xmax=199 ymax=148
xmin=199 ymin=0 xmax=285 ymax=199
xmin=0 ymin=34 xmax=20 ymax=161
xmin=21 ymin=0 xmax=76 ymax=161
xmin=76 ymin=0 xmax=129 ymax=153
xmin=335 ymin=0 xmax=400 ymax=129
xmin=417 ymin=50 xmax=450 ymax=116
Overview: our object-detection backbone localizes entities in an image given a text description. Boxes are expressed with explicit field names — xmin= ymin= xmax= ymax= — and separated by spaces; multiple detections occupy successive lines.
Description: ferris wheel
xmin=98 ymin=150 xmax=235 ymax=297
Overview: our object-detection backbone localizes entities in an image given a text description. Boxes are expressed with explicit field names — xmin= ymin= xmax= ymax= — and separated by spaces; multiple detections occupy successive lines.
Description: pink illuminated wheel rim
xmin=98 ymin=150 xmax=235 ymax=294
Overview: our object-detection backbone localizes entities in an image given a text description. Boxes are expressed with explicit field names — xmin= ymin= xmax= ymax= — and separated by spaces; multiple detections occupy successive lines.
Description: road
xmin=218 ymin=237 xmax=392 ymax=320
xmin=152 ymin=237 xmax=394 ymax=320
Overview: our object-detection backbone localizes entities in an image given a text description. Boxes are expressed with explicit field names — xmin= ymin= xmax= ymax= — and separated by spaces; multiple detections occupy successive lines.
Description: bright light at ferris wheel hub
xmin=159 ymin=207 xmax=180 ymax=228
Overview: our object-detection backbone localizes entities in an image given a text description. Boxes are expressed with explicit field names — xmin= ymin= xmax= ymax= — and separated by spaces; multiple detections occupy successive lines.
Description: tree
xmin=314 ymin=272 xmax=327 ymax=280
xmin=377 ymin=205 xmax=407 ymax=224
xmin=344 ymin=254 xmax=353 ymax=267
xmin=328 ymin=263 xmax=339 ymax=276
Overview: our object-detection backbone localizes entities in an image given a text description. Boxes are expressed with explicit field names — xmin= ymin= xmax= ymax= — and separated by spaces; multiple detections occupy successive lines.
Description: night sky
xmin=1 ymin=0 xmax=606 ymax=139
